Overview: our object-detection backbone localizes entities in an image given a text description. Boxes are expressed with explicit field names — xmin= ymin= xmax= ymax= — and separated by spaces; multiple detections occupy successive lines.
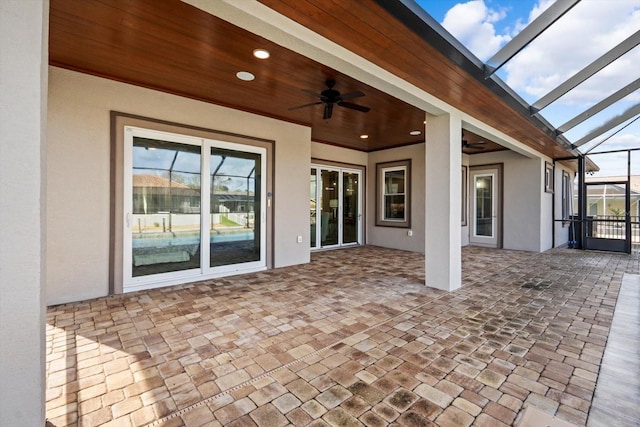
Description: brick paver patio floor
xmin=46 ymin=246 xmax=639 ymax=426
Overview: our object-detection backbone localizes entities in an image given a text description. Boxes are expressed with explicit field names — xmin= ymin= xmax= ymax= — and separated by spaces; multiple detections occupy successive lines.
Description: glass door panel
xmin=343 ymin=172 xmax=359 ymax=244
xmin=310 ymin=169 xmax=318 ymax=248
xmin=210 ymin=148 xmax=261 ymax=267
xmin=469 ymin=167 xmax=500 ymax=248
xmin=321 ymin=169 xmax=339 ymax=246
xmin=475 ymin=175 xmax=494 ymax=237
xmin=310 ymin=166 xmax=362 ymax=249
xmin=131 ymin=137 xmax=201 ymax=277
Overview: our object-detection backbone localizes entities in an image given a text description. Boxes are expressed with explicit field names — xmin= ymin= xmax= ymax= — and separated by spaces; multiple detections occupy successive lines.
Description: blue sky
xmin=414 ymin=0 xmax=640 ymax=176
xmin=417 ymin=0 xmax=535 ymax=34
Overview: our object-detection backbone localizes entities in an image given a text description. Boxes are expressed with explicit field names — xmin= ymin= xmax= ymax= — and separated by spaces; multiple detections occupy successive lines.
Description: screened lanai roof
xmin=413 ymin=0 xmax=639 ymax=162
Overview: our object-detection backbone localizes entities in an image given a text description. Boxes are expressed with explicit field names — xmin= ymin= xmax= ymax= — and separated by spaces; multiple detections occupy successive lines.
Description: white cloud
xmin=504 ymin=0 xmax=640 ymax=107
xmin=441 ymin=0 xmax=511 ymax=61
xmin=528 ymin=0 xmax=556 ymax=21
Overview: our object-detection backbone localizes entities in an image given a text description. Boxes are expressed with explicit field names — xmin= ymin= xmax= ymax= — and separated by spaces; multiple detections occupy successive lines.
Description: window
xmin=545 ymin=161 xmax=554 ymax=193
xmin=562 ymin=170 xmax=572 ymax=224
xmin=376 ymin=159 xmax=410 ymax=227
xmin=461 ymin=166 xmax=468 ymax=226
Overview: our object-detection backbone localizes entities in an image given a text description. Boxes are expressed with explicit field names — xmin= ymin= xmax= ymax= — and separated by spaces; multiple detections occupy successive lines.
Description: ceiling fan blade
xmin=323 ymin=103 xmax=334 ymax=120
xmin=288 ymin=101 xmax=323 ymax=111
xmin=339 ymin=91 xmax=365 ymax=101
xmin=302 ymin=89 xmax=323 ymax=98
xmin=338 ymin=101 xmax=370 ymax=112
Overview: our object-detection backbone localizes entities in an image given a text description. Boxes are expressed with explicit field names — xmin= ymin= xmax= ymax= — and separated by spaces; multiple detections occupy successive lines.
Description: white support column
xmin=0 ymin=1 xmax=48 ymax=425
xmin=425 ymin=113 xmax=462 ymax=291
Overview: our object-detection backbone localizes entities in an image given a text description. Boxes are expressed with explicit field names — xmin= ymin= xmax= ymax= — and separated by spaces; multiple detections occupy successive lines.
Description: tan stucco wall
xmin=0 ymin=1 xmax=47 ymax=424
xmin=311 ymin=142 xmax=368 ymax=166
xmin=47 ymin=67 xmax=311 ymax=305
xmin=367 ymin=143 xmax=426 ymax=253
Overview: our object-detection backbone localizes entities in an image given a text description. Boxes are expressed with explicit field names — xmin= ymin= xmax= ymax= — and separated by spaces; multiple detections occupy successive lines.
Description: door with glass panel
xmin=124 ymin=127 xmax=266 ymax=291
xmin=209 ymin=147 xmax=264 ymax=273
xmin=310 ymin=165 xmax=362 ymax=249
xmin=469 ymin=167 xmax=501 ymax=248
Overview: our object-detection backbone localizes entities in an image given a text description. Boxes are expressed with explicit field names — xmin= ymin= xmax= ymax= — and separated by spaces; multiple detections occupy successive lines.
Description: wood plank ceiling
xmin=48 ymin=0 xmax=562 ymax=156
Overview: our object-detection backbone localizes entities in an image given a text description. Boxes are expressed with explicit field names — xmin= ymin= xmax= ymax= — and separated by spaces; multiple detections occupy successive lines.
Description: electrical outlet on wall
xmin=297 ymin=235 xmax=303 ymax=243
xmin=407 ymin=230 xmax=413 ymax=237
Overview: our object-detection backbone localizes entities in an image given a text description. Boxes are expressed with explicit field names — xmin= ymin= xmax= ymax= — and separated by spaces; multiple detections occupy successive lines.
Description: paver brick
xmin=371 ymin=402 xmax=399 ymax=422
xmin=249 ymin=403 xmax=288 ymax=427
xmin=302 ymin=399 xmax=328 ymax=419
xmin=214 ymin=397 xmax=257 ymax=425
xmin=272 ymin=392 xmax=301 ymax=414
xmin=436 ymin=406 xmax=474 ymax=427
xmin=316 ymin=385 xmax=352 ymax=409
xmin=44 ymin=247 xmax=636 ymax=427
xmin=413 ymin=384 xmax=454 ymax=408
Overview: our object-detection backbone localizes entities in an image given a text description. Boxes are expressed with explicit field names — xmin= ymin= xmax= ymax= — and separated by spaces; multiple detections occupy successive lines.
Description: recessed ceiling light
xmin=409 ymin=130 xmax=422 ymax=136
xmin=360 ymin=134 xmax=369 ymax=139
xmin=253 ymin=49 xmax=270 ymax=59
xmin=236 ymin=71 xmax=255 ymax=81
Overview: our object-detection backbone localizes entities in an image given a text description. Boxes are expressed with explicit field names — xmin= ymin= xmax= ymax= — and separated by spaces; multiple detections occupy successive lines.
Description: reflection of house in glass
xmin=133 ymin=174 xmax=200 ymax=214
xmin=211 ymin=192 xmax=255 ymax=214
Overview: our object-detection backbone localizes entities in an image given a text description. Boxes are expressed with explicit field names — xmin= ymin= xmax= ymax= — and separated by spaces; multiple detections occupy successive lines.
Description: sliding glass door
xmin=310 ymin=165 xmax=362 ymax=249
xmin=209 ymin=148 xmax=262 ymax=270
xmin=342 ymin=171 xmax=360 ymax=245
xmin=124 ymin=127 xmax=266 ymax=292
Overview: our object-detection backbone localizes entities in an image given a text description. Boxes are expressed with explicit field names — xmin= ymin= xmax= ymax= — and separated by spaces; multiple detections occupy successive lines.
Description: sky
xmin=414 ymin=0 xmax=640 ymax=176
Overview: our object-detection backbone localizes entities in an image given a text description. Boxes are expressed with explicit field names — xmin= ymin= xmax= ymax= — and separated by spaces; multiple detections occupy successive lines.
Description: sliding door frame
xmin=310 ymin=161 xmax=365 ymax=250
xmin=111 ymin=112 xmax=274 ymax=294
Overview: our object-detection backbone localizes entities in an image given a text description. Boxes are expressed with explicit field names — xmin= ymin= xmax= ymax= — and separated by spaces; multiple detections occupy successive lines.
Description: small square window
xmin=376 ymin=160 xmax=411 ymax=227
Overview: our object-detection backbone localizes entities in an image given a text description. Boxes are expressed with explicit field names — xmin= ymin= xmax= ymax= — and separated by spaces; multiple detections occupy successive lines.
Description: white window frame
xmin=376 ymin=159 xmax=411 ymax=228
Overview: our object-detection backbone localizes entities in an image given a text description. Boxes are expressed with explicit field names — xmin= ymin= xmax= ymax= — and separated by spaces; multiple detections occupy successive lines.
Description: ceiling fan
xmin=288 ymin=79 xmax=370 ymax=119
xmin=462 ymin=132 xmax=487 ymax=151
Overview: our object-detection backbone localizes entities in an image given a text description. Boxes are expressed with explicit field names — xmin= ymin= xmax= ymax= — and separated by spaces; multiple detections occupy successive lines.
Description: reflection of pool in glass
xmin=132 ymin=231 xmax=258 ymax=273
xmin=211 ymin=232 xmax=253 ymax=243
xmin=132 ymin=232 xmax=253 ymax=249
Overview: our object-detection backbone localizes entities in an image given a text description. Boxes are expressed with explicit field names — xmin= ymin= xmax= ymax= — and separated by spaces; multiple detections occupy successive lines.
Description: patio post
xmin=424 ymin=113 xmax=462 ymax=291
xmin=0 ymin=0 xmax=48 ymax=424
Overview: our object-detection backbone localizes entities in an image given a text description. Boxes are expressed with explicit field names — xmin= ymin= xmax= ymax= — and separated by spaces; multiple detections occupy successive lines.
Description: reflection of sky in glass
xmin=133 ymin=138 xmax=200 ymax=173
xmin=172 ymin=152 xmax=200 ymax=173
xmin=211 ymin=154 xmax=256 ymax=178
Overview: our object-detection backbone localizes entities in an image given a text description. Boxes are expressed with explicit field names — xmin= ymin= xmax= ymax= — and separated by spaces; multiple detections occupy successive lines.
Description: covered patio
xmin=46 ymin=246 xmax=639 ymax=426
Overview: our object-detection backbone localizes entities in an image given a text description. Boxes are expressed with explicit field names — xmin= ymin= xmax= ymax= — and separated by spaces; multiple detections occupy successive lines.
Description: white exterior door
xmin=310 ymin=165 xmax=362 ymax=249
xmin=470 ymin=167 xmax=501 ymax=248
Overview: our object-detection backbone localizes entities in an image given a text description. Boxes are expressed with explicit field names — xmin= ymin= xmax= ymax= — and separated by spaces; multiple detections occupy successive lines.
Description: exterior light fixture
xmin=236 ymin=71 xmax=255 ymax=81
xmin=253 ymin=49 xmax=270 ymax=59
